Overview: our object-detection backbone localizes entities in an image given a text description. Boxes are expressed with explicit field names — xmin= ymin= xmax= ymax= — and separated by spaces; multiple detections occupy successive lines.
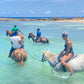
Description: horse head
xmin=41 ymin=50 xmax=58 ymax=62
xmin=41 ymin=51 xmax=49 ymax=62
xmin=6 ymin=29 xmax=12 ymax=37
xmin=28 ymin=33 xmax=35 ymax=39
xmin=28 ymin=33 xmax=31 ymax=39
xmin=42 ymin=51 xmax=61 ymax=68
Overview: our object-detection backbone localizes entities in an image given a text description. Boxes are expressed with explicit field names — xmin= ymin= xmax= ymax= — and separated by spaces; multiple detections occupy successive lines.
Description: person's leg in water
xmin=37 ymin=38 xmax=40 ymax=42
xmin=61 ymin=53 xmax=74 ymax=76
xmin=35 ymin=37 xmax=38 ymax=42
xmin=9 ymin=47 xmax=15 ymax=57
xmin=35 ymin=36 xmax=40 ymax=42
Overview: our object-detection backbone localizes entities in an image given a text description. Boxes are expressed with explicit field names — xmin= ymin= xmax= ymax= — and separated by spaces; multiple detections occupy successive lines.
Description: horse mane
xmin=43 ymin=51 xmax=58 ymax=61
xmin=29 ymin=33 xmax=35 ymax=37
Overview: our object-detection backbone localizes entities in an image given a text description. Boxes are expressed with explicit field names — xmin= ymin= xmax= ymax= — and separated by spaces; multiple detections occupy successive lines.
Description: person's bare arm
xmin=59 ymin=49 xmax=65 ymax=56
xmin=19 ymin=30 xmax=23 ymax=34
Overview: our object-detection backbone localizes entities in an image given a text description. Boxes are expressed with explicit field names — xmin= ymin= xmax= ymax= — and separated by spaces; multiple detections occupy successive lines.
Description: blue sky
xmin=0 ymin=0 xmax=84 ymax=17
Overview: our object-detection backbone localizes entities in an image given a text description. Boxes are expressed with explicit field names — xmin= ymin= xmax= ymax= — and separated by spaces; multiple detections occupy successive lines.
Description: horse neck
xmin=30 ymin=34 xmax=35 ymax=41
xmin=46 ymin=52 xmax=57 ymax=58
xmin=6 ymin=30 xmax=12 ymax=37
xmin=18 ymin=34 xmax=24 ymax=40
xmin=46 ymin=52 xmax=59 ymax=67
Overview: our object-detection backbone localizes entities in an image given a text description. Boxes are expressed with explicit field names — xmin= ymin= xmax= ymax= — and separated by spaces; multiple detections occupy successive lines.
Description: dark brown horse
xmin=11 ymin=48 xmax=27 ymax=65
xmin=28 ymin=33 xmax=49 ymax=43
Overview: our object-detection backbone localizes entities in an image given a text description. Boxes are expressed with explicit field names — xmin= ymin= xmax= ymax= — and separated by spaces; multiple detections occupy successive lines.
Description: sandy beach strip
xmin=0 ymin=17 xmax=84 ymax=23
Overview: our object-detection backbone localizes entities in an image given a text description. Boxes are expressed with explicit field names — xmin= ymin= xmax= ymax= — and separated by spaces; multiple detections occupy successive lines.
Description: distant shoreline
xmin=0 ymin=17 xmax=84 ymax=23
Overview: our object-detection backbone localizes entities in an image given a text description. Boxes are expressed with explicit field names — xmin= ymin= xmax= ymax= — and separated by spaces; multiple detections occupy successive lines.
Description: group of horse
xmin=6 ymin=29 xmax=84 ymax=73
xmin=6 ymin=29 xmax=49 ymax=65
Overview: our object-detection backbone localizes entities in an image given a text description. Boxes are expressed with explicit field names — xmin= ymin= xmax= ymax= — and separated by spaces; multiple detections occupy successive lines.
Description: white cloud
xmin=45 ymin=11 xmax=51 ymax=14
xmin=16 ymin=12 xmax=20 ymax=14
xmin=30 ymin=9 xmax=35 ymax=14
xmin=80 ymin=10 xmax=84 ymax=13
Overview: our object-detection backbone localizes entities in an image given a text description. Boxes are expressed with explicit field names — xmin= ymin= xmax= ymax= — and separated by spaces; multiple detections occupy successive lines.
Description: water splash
xmin=51 ymin=69 xmax=69 ymax=79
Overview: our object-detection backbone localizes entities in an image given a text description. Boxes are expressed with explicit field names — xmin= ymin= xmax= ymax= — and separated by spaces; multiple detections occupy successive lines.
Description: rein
xmin=25 ymin=47 xmax=41 ymax=61
xmin=49 ymin=60 xmax=60 ymax=68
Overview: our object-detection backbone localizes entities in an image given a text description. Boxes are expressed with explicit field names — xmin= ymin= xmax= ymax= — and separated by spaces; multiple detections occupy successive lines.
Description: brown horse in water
xmin=6 ymin=29 xmax=27 ymax=65
xmin=6 ymin=29 xmax=24 ymax=47
xmin=28 ymin=33 xmax=49 ymax=43
xmin=6 ymin=29 xmax=24 ymax=40
xmin=11 ymin=48 xmax=27 ymax=65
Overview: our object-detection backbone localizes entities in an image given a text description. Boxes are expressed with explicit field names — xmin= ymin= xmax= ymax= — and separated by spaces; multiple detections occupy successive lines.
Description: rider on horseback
xmin=12 ymin=25 xmax=22 ymax=35
xmin=60 ymin=32 xmax=74 ymax=76
xmin=35 ymin=28 xmax=41 ymax=42
xmin=8 ymin=31 xmax=23 ymax=57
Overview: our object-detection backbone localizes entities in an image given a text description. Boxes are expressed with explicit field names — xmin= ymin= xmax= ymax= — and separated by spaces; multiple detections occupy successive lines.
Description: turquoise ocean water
xmin=0 ymin=21 xmax=84 ymax=84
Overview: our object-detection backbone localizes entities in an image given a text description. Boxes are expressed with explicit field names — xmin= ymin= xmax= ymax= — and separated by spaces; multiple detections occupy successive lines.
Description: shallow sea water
xmin=0 ymin=21 xmax=84 ymax=84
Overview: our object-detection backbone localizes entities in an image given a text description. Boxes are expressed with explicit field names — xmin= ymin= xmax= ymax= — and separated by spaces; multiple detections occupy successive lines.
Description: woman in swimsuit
xmin=60 ymin=32 xmax=74 ymax=76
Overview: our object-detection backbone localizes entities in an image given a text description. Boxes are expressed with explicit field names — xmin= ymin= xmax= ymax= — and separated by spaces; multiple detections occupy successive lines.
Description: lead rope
xmin=25 ymin=47 xmax=41 ymax=61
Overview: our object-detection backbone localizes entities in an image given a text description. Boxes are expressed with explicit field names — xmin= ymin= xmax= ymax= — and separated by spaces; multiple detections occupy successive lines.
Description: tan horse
xmin=11 ymin=48 xmax=27 ymax=65
xmin=28 ymin=33 xmax=49 ymax=43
